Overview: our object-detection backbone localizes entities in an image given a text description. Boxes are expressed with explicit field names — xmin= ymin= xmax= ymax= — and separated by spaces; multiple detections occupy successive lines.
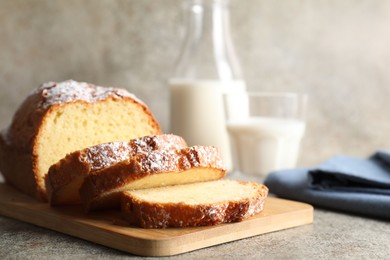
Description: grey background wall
xmin=1 ymin=0 xmax=389 ymax=167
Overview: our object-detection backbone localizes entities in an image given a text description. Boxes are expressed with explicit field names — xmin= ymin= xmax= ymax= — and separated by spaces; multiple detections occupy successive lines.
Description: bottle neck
xmin=174 ymin=0 xmax=243 ymax=81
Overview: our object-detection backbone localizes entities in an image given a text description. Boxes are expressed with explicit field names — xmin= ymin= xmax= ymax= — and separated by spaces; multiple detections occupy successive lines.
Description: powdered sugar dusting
xmin=137 ymin=150 xmax=180 ymax=173
xmin=36 ymin=80 xmax=143 ymax=109
xmin=131 ymin=134 xmax=187 ymax=153
xmin=82 ymin=142 xmax=132 ymax=171
xmin=133 ymin=145 xmax=226 ymax=173
xmin=79 ymin=135 xmax=187 ymax=172
xmin=182 ymin=146 xmax=226 ymax=170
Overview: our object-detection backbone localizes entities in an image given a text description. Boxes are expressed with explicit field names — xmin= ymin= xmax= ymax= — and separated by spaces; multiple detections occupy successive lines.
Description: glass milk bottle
xmin=170 ymin=0 xmax=246 ymax=171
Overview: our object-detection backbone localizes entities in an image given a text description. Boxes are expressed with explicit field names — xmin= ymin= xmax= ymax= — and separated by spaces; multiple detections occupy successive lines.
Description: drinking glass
xmin=223 ymin=92 xmax=307 ymax=181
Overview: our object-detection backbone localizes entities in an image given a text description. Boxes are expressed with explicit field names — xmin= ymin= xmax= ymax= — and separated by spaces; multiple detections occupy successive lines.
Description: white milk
xmin=227 ymin=117 xmax=306 ymax=177
xmin=169 ymin=80 xmax=246 ymax=171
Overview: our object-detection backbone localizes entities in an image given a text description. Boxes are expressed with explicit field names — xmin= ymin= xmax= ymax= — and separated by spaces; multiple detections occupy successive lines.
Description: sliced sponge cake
xmin=0 ymin=80 xmax=161 ymax=200
xmin=79 ymin=146 xmax=227 ymax=211
xmin=121 ymin=180 xmax=268 ymax=228
xmin=45 ymin=134 xmax=187 ymax=205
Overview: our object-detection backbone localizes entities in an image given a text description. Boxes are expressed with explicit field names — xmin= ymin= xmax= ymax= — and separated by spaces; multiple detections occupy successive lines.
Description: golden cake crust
xmin=80 ymin=146 xmax=227 ymax=211
xmin=45 ymin=134 xmax=187 ymax=205
xmin=121 ymin=181 xmax=269 ymax=228
xmin=0 ymin=80 xmax=161 ymax=200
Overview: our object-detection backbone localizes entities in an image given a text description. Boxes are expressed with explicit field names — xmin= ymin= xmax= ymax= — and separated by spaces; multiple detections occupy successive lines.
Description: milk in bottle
xmin=169 ymin=0 xmax=246 ymax=170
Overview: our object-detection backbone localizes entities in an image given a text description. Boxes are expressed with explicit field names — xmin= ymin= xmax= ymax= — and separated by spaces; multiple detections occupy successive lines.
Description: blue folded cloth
xmin=264 ymin=151 xmax=390 ymax=219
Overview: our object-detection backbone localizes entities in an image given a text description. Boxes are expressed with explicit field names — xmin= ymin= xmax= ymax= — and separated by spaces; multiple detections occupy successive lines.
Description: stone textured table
xmin=1 ymin=193 xmax=388 ymax=259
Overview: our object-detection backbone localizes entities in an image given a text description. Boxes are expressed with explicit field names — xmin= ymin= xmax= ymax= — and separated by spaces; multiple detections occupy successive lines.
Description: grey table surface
xmin=0 ymin=198 xmax=389 ymax=260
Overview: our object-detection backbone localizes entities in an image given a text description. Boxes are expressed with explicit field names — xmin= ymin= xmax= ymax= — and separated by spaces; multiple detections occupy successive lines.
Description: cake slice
xmin=45 ymin=134 xmax=187 ymax=205
xmin=121 ymin=180 xmax=268 ymax=228
xmin=0 ymin=80 xmax=161 ymax=200
xmin=80 ymin=146 xmax=226 ymax=211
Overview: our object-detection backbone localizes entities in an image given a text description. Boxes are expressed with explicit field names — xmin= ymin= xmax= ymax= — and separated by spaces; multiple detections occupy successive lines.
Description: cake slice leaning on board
xmin=0 ymin=80 xmax=162 ymax=201
xmin=121 ymin=180 xmax=269 ymax=228
xmin=79 ymin=146 xmax=227 ymax=211
xmin=45 ymin=134 xmax=187 ymax=205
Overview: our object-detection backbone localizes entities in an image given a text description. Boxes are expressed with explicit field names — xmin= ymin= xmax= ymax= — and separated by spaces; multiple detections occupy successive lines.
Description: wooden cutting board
xmin=0 ymin=183 xmax=313 ymax=257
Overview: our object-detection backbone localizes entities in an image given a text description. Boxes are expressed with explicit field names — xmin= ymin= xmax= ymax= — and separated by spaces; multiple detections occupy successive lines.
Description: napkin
xmin=264 ymin=151 xmax=390 ymax=219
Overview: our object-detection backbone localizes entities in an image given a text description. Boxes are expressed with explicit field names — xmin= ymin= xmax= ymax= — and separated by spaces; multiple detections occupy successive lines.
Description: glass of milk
xmin=223 ymin=92 xmax=307 ymax=181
